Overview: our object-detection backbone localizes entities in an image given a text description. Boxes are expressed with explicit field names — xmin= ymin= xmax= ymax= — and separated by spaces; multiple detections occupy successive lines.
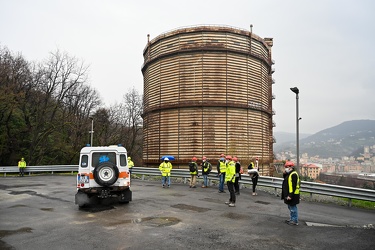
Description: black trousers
xmin=234 ymin=176 xmax=240 ymax=193
xmin=227 ymin=181 xmax=236 ymax=203
xmin=19 ymin=168 xmax=25 ymax=176
xmin=252 ymin=176 xmax=258 ymax=192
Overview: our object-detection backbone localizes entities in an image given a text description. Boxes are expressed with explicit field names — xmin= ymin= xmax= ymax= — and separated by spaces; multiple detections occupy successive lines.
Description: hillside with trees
xmin=0 ymin=46 xmax=143 ymax=166
xmin=274 ymin=120 xmax=375 ymax=158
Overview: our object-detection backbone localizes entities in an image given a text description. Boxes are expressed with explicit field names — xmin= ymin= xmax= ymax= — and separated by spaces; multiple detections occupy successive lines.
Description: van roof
xmin=80 ymin=145 xmax=127 ymax=154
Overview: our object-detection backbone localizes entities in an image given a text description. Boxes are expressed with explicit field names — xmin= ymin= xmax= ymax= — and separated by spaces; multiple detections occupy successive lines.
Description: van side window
xmin=81 ymin=155 xmax=88 ymax=168
xmin=120 ymin=154 xmax=126 ymax=167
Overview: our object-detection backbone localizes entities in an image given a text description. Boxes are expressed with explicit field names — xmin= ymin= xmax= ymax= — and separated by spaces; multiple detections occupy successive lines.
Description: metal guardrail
xmin=0 ymin=165 xmax=78 ymax=177
xmin=1 ymin=165 xmax=375 ymax=205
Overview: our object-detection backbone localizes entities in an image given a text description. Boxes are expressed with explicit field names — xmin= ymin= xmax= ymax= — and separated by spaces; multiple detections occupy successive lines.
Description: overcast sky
xmin=1 ymin=0 xmax=374 ymax=134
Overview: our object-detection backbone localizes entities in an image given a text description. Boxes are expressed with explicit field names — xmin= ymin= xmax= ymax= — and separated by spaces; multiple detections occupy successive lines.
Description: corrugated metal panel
xmin=142 ymin=25 xmax=275 ymax=175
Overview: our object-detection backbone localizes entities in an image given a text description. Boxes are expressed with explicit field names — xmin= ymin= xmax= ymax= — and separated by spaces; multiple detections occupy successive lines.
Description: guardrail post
xmin=348 ymin=198 xmax=352 ymax=207
xmin=310 ymin=193 xmax=313 ymax=202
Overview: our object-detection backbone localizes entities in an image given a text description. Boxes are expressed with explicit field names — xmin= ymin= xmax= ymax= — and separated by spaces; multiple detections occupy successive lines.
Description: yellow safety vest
xmin=288 ymin=171 xmax=300 ymax=194
xmin=128 ymin=160 xmax=134 ymax=168
xmin=18 ymin=161 xmax=26 ymax=168
xmin=219 ymin=161 xmax=226 ymax=173
xmin=225 ymin=161 xmax=236 ymax=183
xmin=159 ymin=162 xmax=172 ymax=176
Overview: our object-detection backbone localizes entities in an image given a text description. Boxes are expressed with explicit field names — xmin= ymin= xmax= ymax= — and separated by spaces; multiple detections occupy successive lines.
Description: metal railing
xmin=1 ymin=165 xmax=375 ymax=205
xmin=0 ymin=165 xmax=78 ymax=176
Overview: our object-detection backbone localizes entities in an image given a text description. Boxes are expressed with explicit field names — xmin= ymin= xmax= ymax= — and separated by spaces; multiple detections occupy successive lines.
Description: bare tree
xmin=108 ymin=88 xmax=143 ymax=164
xmin=25 ymin=49 xmax=99 ymax=165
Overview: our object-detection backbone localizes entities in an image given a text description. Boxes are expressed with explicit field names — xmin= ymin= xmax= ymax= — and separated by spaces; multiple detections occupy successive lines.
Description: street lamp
xmin=89 ymin=117 xmax=94 ymax=146
xmin=290 ymin=87 xmax=300 ymax=172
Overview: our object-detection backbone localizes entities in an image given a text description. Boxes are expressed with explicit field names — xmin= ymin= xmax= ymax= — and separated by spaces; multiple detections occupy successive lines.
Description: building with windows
xmin=301 ymin=164 xmax=321 ymax=179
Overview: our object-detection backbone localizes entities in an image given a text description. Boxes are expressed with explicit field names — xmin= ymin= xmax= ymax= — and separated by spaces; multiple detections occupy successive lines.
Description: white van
xmin=75 ymin=145 xmax=132 ymax=207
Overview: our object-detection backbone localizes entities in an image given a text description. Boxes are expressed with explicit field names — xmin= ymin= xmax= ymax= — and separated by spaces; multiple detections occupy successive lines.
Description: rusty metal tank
xmin=142 ymin=25 xmax=275 ymax=175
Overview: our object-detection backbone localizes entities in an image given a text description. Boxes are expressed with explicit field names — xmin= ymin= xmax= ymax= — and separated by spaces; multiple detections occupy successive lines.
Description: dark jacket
xmin=201 ymin=161 xmax=211 ymax=175
xmin=235 ymin=161 xmax=241 ymax=179
xmin=248 ymin=163 xmax=259 ymax=179
xmin=281 ymin=169 xmax=300 ymax=206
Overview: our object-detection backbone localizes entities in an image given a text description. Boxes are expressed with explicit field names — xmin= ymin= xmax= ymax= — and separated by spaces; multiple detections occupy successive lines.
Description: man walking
xmin=282 ymin=161 xmax=300 ymax=225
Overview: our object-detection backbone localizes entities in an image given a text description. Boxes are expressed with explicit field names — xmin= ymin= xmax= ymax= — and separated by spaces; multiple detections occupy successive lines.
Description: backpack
xmin=208 ymin=162 xmax=212 ymax=174
xmin=189 ymin=162 xmax=196 ymax=172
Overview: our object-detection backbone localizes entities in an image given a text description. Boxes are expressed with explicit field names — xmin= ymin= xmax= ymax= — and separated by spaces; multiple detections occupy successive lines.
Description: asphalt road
xmin=0 ymin=175 xmax=374 ymax=250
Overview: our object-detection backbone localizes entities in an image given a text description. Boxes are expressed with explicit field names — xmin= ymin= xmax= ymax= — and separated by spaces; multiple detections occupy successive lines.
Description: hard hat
xmin=192 ymin=157 xmax=197 ymax=161
xmin=128 ymin=157 xmax=131 ymax=160
xmin=233 ymin=157 xmax=238 ymax=162
xmin=164 ymin=157 xmax=169 ymax=161
xmin=225 ymin=155 xmax=232 ymax=160
xmin=285 ymin=161 xmax=295 ymax=167
xmin=220 ymin=153 xmax=225 ymax=157
xmin=202 ymin=156 xmax=207 ymax=160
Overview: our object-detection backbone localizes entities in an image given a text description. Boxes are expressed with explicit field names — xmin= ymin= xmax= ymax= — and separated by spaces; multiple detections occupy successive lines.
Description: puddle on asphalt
xmin=169 ymin=193 xmax=186 ymax=197
xmin=79 ymin=205 xmax=115 ymax=213
xmin=0 ymin=184 xmax=45 ymax=189
xmin=0 ymin=227 xmax=32 ymax=238
xmin=201 ymin=198 xmax=223 ymax=204
xmin=222 ymin=212 xmax=249 ymax=220
xmin=255 ymin=201 xmax=270 ymax=205
xmin=40 ymin=208 xmax=54 ymax=211
xmin=8 ymin=204 xmax=28 ymax=208
xmin=107 ymin=216 xmax=181 ymax=227
xmin=8 ymin=190 xmax=70 ymax=203
xmin=9 ymin=190 xmax=37 ymax=195
xmin=171 ymin=203 xmax=211 ymax=212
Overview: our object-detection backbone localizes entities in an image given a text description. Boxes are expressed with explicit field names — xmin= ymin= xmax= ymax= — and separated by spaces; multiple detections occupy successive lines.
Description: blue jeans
xmin=288 ymin=204 xmax=298 ymax=223
xmin=162 ymin=176 xmax=170 ymax=186
xmin=219 ymin=173 xmax=225 ymax=191
xmin=203 ymin=174 xmax=208 ymax=186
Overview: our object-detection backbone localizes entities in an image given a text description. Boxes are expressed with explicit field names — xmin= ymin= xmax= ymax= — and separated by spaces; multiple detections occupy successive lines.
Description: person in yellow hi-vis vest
xmin=18 ymin=157 xmax=27 ymax=177
xmin=282 ymin=161 xmax=300 ymax=226
xmin=217 ymin=153 xmax=226 ymax=193
xmin=127 ymin=156 xmax=134 ymax=175
xmin=224 ymin=155 xmax=236 ymax=207
xmin=159 ymin=158 xmax=172 ymax=188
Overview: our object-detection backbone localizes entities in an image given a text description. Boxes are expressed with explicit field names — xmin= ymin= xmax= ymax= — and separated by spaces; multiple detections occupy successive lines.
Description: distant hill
xmin=273 ymin=131 xmax=312 ymax=144
xmin=274 ymin=120 xmax=375 ymax=158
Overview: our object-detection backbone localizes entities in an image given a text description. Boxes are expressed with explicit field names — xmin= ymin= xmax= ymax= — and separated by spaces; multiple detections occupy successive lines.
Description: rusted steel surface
xmin=142 ymin=25 xmax=275 ymax=175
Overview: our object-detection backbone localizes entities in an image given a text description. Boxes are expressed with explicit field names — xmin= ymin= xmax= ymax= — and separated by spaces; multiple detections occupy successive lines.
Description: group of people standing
xmin=159 ymin=154 xmax=260 ymax=208
xmin=158 ymin=155 xmax=300 ymax=226
xmin=216 ymin=154 xmax=259 ymax=207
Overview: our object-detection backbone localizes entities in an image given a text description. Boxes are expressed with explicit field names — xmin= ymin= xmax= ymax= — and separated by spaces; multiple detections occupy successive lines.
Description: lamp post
xmin=89 ymin=117 xmax=94 ymax=146
xmin=290 ymin=87 xmax=300 ymax=172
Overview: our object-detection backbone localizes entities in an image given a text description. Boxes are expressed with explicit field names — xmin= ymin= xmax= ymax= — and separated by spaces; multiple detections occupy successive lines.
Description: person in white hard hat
xmin=159 ymin=157 xmax=173 ymax=188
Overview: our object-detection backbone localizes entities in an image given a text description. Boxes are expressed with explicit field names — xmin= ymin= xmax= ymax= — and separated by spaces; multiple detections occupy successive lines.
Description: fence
xmin=0 ymin=165 xmax=77 ymax=177
xmin=1 ymin=165 xmax=375 ymax=205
